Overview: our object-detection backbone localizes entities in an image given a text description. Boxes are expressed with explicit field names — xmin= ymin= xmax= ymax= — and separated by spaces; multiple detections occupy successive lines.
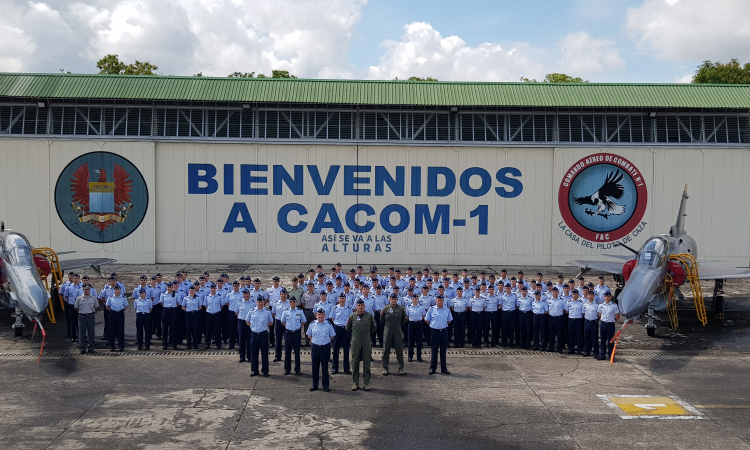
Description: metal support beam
xmin=280 ymin=111 xmax=303 ymax=138
xmin=607 ymin=117 xmax=629 ymax=142
xmin=704 ymin=117 xmax=727 ymax=142
xmin=76 ymin=107 xmax=100 ymax=135
xmin=180 ymin=109 xmax=203 ymax=137
xmin=412 ymin=114 xmax=435 ymax=140
xmin=2 ymin=107 xmax=26 ymax=134
xmin=380 ymin=113 xmax=401 ymax=139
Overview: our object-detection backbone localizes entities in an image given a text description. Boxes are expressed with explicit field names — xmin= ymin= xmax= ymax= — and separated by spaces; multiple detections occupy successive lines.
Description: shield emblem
xmin=89 ymin=182 xmax=114 ymax=213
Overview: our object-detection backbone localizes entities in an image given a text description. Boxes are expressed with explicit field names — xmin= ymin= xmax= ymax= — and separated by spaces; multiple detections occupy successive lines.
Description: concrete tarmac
xmin=1 ymin=264 xmax=750 ymax=449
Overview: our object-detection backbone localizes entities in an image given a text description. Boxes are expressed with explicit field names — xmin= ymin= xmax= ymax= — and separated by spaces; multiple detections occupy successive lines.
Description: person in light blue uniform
xmin=449 ymin=287 xmax=468 ymax=348
xmin=566 ymin=290 xmax=585 ymax=355
xmin=225 ymin=281 xmax=244 ymax=349
xmin=331 ymin=293 xmax=353 ymax=375
xmin=531 ymin=291 xmax=549 ymax=351
xmin=547 ymin=288 xmax=566 ymax=353
xmin=468 ymin=288 xmax=485 ymax=348
xmin=500 ymin=284 xmax=518 ymax=347
xmin=133 ymin=289 xmax=152 ymax=350
xmin=406 ymin=294 xmax=426 ymax=362
xmin=64 ymin=273 xmax=82 ymax=342
xmin=271 ymin=288 xmax=291 ymax=362
xmin=281 ymin=297 xmax=306 ymax=375
xmin=204 ymin=284 xmax=224 ymax=350
xmin=163 ymin=282 xmax=183 ymax=350
xmin=147 ymin=276 xmax=163 ymax=339
xmin=483 ymin=285 xmax=501 ymax=347
xmin=314 ymin=292 xmax=334 ymax=319
xmin=582 ymin=291 xmax=600 ymax=357
xmin=307 ymin=308 xmax=336 ymax=392
xmin=517 ymin=286 xmax=534 ymax=349
xmin=597 ymin=292 xmax=620 ymax=361
xmin=425 ymin=295 xmax=452 ymax=375
xmin=248 ymin=297 xmax=274 ymax=376
xmin=98 ymin=277 xmax=116 ymax=342
xmin=372 ymin=285 xmax=387 ymax=347
xmin=234 ymin=289 xmax=254 ymax=362
xmin=182 ymin=286 xmax=203 ymax=349
xmin=105 ymin=286 xmax=128 ymax=352
xmin=418 ymin=286 xmax=435 ymax=347
xmin=594 ymin=276 xmax=611 ymax=305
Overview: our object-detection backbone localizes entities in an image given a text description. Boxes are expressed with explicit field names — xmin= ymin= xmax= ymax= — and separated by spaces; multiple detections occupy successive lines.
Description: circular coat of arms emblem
xmin=54 ymin=152 xmax=148 ymax=243
xmin=558 ymin=153 xmax=647 ymax=242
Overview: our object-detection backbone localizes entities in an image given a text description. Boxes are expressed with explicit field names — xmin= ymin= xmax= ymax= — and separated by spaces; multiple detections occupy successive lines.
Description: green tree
xmin=692 ymin=59 xmax=750 ymax=84
xmin=96 ymin=54 xmax=158 ymax=75
xmin=520 ymin=73 xmax=589 ymax=83
xmin=393 ymin=76 xmax=439 ymax=81
xmin=271 ymin=70 xmax=296 ymax=79
xmin=227 ymin=70 xmax=295 ymax=78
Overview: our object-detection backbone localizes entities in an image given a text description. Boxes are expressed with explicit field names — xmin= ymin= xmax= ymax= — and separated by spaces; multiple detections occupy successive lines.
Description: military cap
xmin=253 ymin=278 xmax=261 ymax=282
xmin=210 ymin=283 xmax=217 ymax=288
xmin=272 ymin=276 xmax=280 ymax=281
xmin=547 ymin=281 xmax=554 ymax=286
xmin=407 ymin=266 xmax=413 ymax=270
xmin=110 ymin=272 xmax=117 ymax=277
xmin=511 ymin=276 xmax=517 ymax=281
xmin=517 ymin=270 xmax=524 ymax=274
xmin=156 ymin=273 xmax=162 ymax=277
xmin=534 ymin=291 xmax=541 ymax=295
xmin=326 ymin=281 xmax=333 ymax=285
xmin=114 ymin=285 xmax=122 ymax=290
xmin=395 ymin=269 xmax=401 ymax=273
xmin=521 ymin=286 xmax=528 ymax=291
xmin=298 ymin=273 xmax=305 ymax=278
xmin=280 ymin=287 xmax=287 ymax=293
xmin=456 ymin=286 xmax=463 ymax=291
xmin=389 ymin=293 xmax=397 ymax=298
xmin=598 ymin=275 xmax=605 ymax=280
xmin=412 ymin=294 xmax=419 ymax=298
xmin=356 ymin=299 xmax=364 ymax=305
xmin=500 ymin=269 xmax=507 ymax=273
xmin=307 ymin=281 xmax=315 ymax=286
xmin=239 ymin=276 xmax=245 ymax=280
xmin=82 ymin=275 xmax=89 ymax=279
xmin=604 ymin=292 xmax=612 ymax=296
xmin=339 ymin=293 xmax=346 ymax=298
xmin=188 ymin=286 xmax=196 ymax=290
xmin=317 ymin=273 xmax=324 ymax=278
xmin=221 ymin=273 xmax=228 ymax=277
xmin=151 ymin=276 xmax=156 ymax=280
xmin=316 ymin=308 xmax=326 ymax=314
xmin=537 ymin=272 xmax=543 ymax=276
xmin=165 ymin=282 xmax=172 ymax=287
xmin=319 ymin=291 xmax=327 ymax=296
xmin=436 ymin=294 xmax=444 ymax=299
xmin=471 ymin=275 xmax=478 ymax=279
xmin=371 ymin=266 xmax=377 ymax=270
xmin=505 ymin=283 xmax=512 ymax=288
xmin=232 ymin=281 xmax=240 ymax=285
xmin=289 ymin=297 xmax=297 ymax=302
xmin=83 ymin=284 xmax=91 ymax=289
xmin=551 ymin=287 xmax=559 ymax=292
xmin=241 ymin=289 xmax=250 ymax=294
xmin=216 ymin=279 xmax=222 ymax=283
xmin=578 ymin=276 xmax=585 ymax=280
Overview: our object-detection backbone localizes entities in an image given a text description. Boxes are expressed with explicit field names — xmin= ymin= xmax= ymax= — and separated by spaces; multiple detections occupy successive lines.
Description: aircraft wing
xmin=601 ymin=254 xmax=633 ymax=261
xmin=567 ymin=260 xmax=625 ymax=275
xmin=59 ymin=258 xmax=117 ymax=272
xmin=697 ymin=265 xmax=750 ymax=280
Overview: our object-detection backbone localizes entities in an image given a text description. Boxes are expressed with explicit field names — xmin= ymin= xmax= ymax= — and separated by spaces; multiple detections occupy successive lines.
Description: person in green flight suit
xmin=381 ymin=293 xmax=408 ymax=375
xmin=346 ymin=298 xmax=377 ymax=391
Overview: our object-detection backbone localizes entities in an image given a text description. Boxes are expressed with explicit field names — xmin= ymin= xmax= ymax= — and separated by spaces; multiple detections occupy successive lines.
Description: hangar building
xmin=0 ymin=74 xmax=749 ymax=266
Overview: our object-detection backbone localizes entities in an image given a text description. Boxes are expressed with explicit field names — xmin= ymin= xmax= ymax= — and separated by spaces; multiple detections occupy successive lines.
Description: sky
xmin=2 ymin=0 xmax=750 ymax=83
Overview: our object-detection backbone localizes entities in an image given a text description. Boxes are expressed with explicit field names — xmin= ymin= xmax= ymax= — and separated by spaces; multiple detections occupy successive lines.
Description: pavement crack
xmin=193 ymin=388 xmax=208 ymax=408
xmin=223 ymin=389 xmax=253 ymax=450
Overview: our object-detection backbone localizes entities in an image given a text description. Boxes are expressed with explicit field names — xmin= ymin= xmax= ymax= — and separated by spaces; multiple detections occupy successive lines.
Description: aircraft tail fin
xmin=669 ymin=185 xmax=689 ymax=237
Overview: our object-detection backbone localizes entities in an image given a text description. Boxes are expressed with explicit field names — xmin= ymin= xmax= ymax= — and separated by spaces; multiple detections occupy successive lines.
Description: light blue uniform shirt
xmin=567 ymin=300 xmax=585 ymax=319
xmin=406 ymin=304 xmax=427 ymax=322
xmin=204 ymin=294 xmax=224 ymax=314
xmin=65 ymin=283 xmax=81 ymax=305
xmin=469 ymin=296 xmax=485 ymax=312
xmin=183 ymin=296 xmax=203 ymax=312
xmin=147 ymin=286 xmax=161 ymax=305
xmin=249 ymin=288 xmax=267 ymax=304
xmin=75 ymin=285 xmax=97 ymax=299
xmin=161 ymin=292 xmax=179 ymax=308
xmin=133 ymin=298 xmax=151 ymax=313
xmin=484 ymin=294 xmax=501 ymax=312
xmin=450 ymin=296 xmax=469 ymax=313
xmin=531 ymin=299 xmax=549 ymax=314
xmin=331 ymin=305 xmax=352 ymax=326
xmin=583 ymin=301 xmax=599 ymax=320
xmin=314 ymin=301 xmax=334 ymax=319
xmin=306 ymin=320 xmax=336 ymax=345
xmin=132 ymin=285 xmax=149 ymax=300
xmin=373 ymin=294 xmax=387 ymax=311
xmin=106 ymin=295 xmax=128 ymax=312
xmin=442 ymin=287 xmax=455 ymax=301
xmin=358 ymin=296 xmax=375 ymax=315
xmin=598 ymin=302 xmax=620 ymax=322
xmin=98 ymin=286 xmax=115 ymax=302
xmin=236 ymin=300 xmax=255 ymax=320
xmin=517 ymin=295 xmax=534 ymax=312
xmin=425 ymin=305 xmax=453 ymax=329
xmin=594 ymin=285 xmax=611 ymax=304
xmin=501 ymin=293 xmax=518 ymax=312
xmin=548 ymin=298 xmax=566 ymax=316
xmin=419 ymin=295 xmax=435 ymax=309
xmin=247 ymin=307 xmax=274 ymax=333
xmin=280 ymin=308 xmax=305 ymax=331
xmin=272 ymin=300 xmax=291 ymax=319
xmin=225 ymin=291 xmax=244 ymax=312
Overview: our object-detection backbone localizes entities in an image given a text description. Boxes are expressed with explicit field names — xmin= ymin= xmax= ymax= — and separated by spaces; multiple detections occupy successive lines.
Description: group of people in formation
xmin=60 ymin=264 xmax=622 ymax=391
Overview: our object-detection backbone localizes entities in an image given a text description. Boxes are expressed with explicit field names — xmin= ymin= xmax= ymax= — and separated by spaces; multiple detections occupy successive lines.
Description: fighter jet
xmin=568 ymin=187 xmax=750 ymax=336
xmin=0 ymin=221 xmax=115 ymax=337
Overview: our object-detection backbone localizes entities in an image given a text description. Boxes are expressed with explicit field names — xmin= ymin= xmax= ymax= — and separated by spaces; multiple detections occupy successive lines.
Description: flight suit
xmin=346 ymin=311 xmax=377 ymax=387
xmin=380 ymin=304 xmax=408 ymax=373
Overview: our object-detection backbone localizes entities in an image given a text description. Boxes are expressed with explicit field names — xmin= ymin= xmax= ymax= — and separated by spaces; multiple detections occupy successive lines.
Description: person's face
xmin=587 ymin=294 xmax=595 ymax=303
xmin=234 ymin=284 xmax=240 ymax=291
xmin=150 ymin=279 xmax=156 ymax=286
xmin=320 ymin=294 xmax=327 ymax=303
xmin=114 ymin=288 xmax=121 ymax=296
xmin=308 ymin=284 xmax=314 ymax=292
xmin=339 ymin=297 xmax=346 ymax=305
xmin=489 ymin=288 xmax=495 ymax=295
xmin=292 ymin=279 xmax=298 ymax=287
xmin=412 ymin=296 xmax=419 ymax=305
xmin=563 ymin=287 xmax=570 ymax=294
xmin=390 ymin=297 xmax=398 ymax=307
xmin=536 ymin=275 xmax=543 ymax=282
xmin=578 ymin=279 xmax=585 ymax=286
xmin=289 ymin=299 xmax=297 ymax=309
xmin=409 ymin=280 xmax=416 ymax=287
xmin=572 ymin=293 xmax=579 ymax=301
xmin=254 ymin=281 xmax=261 ymax=289
xmin=336 ymin=279 xmax=342 ymax=286
xmin=273 ymin=280 xmax=280 ymax=287
xmin=552 ymin=291 xmax=559 ymax=298
xmin=604 ymin=295 xmax=611 ymax=303
xmin=210 ymin=287 xmax=217 ymax=294
xmin=452 ymin=275 xmax=458 ymax=282
xmin=344 ymin=285 xmax=350 ymax=292
xmin=327 ymin=285 xmax=333 ymax=292
xmin=599 ymin=279 xmax=605 ymax=286
xmin=316 ymin=312 xmax=326 ymax=322
xmin=280 ymin=292 xmax=287 ymax=301
xmin=243 ymin=293 xmax=250 ymax=301
xmin=535 ymin=294 xmax=541 ymax=301
xmin=436 ymin=298 xmax=444 ymax=308
xmin=505 ymin=287 xmax=511 ymax=294
xmin=357 ymin=268 xmax=363 ymax=275
xmin=356 ymin=303 xmax=365 ymax=314
xmin=517 ymin=273 xmax=524 ymax=280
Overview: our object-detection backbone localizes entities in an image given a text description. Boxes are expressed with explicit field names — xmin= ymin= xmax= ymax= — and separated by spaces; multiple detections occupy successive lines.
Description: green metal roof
xmin=1 ymin=73 xmax=750 ymax=108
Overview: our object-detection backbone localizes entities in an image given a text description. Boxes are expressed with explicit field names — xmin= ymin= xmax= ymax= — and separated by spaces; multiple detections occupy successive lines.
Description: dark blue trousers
xmin=501 ymin=310 xmax=516 ymax=347
xmin=205 ymin=313 xmax=222 ymax=348
xmin=541 ymin=314 xmax=550 ymax=349
xmin=311 ymin=343 xmax=331 ymax=389
xmin=470 ymin=312 xmax=483 ymax=347
xmin=568 ymin=318 xmax=583 ymax=353
xmin=274 ymin=320 xmax=286 ymax=359
xmin=452 ymin=312 xmax=466 ymax=347
xmin=548 ymin=315 xmax=564 ymax=352
xmin=519 ymin=311 xmax=533 ymax=348
xmin=532 ymin=313 xmax=547 ymax=349
xmin=332 ymin=325 xmax=351 ymax=372
xmin=599 ymin=321 xmax=616 ymax=358
xmin=186 ymin=311 xmax=200 ymax=348
xmin=66 ymin=302 xmax=78 ymax=339
xmin=284 ymin=329 xmax=302 ymax=373
xmin=220 ymin=307 xmax=229 ymax=343
xmin=250 ymin=330 xmax=269 ymax=374
xmin=407 ymin=321 xmax=423 ymax=359
xmin=483 ymin=311 xmax=499 ymax=345
xmin=583 ymin=319 xmax=599 ymax=356
xmin=151 ymin=303 xmax=163 ymax=337
xmin=514 ymin=309 xmax=521 ymax=346
xmin=228 ymin=313 xmax=238 ymax=346
xmin=135 ymin=313 xmax=151 ymax=349
xmin=162 ymin=307 xmax=178 ymax=348
xmin=237 ymin=321 xmax=251 ymax=361
xmin=430 ymin=328 xmax=448 ymax=372
xmin=109 ymin=310 xmax=125 ymax=350
xmin=102 ymin=307 xmax=110 ymax=339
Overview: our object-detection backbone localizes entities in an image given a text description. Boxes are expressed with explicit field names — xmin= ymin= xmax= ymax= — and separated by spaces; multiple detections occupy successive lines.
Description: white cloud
xmin=1 ymin=0 xmax=367 ymax=77
xmin=627 ymin=0 xmax=750 ymax=62
xmin=675 ymin=72 xmax=693 ymax=83
xmin=555 ymin=31 xmax=625 ymax=76
xmin=367 ymin=22 xmax=545 ymax=82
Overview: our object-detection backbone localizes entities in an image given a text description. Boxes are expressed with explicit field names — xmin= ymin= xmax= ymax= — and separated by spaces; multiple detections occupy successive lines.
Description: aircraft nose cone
xmin=22 ymin=284 xmax=49 ymax=317
xmin=617 ymin=268 xmax=664 ymax=317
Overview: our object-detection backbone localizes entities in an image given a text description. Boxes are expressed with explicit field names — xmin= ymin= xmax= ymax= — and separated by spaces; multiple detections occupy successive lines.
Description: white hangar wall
xmin=0 ymin=138 xmax=748 ymax=267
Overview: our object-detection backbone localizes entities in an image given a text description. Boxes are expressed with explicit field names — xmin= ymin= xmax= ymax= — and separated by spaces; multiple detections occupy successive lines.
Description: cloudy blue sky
xmin=3 ymin=0 xmax=750 ymax=83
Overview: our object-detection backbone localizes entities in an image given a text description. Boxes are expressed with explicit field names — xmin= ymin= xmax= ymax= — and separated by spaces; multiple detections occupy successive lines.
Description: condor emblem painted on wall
xmin=55 ymin=152 xmax=148 ymax=243
xmin=558 ymin=153 xmax=647 ymax=242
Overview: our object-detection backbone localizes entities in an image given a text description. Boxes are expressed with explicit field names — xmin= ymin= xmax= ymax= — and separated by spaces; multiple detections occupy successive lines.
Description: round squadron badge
xmin=55 ymin=152 xmax=149 ymax=243
xmin=558 ymin=153 xmax=647 ymax=242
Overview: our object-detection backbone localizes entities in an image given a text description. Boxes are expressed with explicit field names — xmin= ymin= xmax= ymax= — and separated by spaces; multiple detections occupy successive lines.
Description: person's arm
xmin=615 ymin=312 xmax=621 ymax=322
